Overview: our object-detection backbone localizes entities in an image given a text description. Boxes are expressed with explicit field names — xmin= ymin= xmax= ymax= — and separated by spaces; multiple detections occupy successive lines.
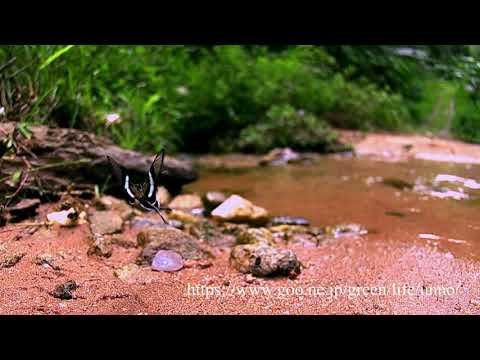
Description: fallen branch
xmin=0 ymin=122 xmax=198 ymax=199
xmin=5 ymin=173 xmax=29 ymax=206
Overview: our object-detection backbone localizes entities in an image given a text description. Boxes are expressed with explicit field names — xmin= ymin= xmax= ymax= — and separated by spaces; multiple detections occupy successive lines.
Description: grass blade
xmin=39 ymin=45 xmax=75 ymax=70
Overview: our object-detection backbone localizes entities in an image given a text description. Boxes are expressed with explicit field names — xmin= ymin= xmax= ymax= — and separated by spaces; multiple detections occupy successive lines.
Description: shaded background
xmin=1 ymin=45 xmax=479 ymax=154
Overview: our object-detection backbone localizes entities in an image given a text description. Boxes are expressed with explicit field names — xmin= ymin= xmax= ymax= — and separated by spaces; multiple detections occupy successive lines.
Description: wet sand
xmin=1 ymin=132 xmax=480 ymax=315
xmin=1 ymin=219 xmax=480 ymax=315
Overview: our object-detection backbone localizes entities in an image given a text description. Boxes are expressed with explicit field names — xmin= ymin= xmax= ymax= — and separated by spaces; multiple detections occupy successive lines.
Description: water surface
xmin=187 ymin=156 xmax=480 ymax=260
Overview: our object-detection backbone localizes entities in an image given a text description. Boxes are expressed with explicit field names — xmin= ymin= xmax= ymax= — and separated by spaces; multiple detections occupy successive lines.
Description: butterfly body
xmin=108 ymin=149 xmax=171 ymax=224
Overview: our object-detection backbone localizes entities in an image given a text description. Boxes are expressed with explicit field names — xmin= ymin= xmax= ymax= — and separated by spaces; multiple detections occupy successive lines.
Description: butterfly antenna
xmin=151 ymin=203 xmax=169 ymax=225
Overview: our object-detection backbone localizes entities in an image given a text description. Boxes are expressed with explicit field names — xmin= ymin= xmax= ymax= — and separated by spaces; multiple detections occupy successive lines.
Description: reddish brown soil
xmin=1 ymin=212 xmax=480 ymax=315
xmin=339 ymin=130 xmax=480 ymax=163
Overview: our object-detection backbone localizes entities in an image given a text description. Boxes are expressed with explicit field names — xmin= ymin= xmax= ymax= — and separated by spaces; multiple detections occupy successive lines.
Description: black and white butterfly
xmin=107 ymin=149 xmax=171 ymax=224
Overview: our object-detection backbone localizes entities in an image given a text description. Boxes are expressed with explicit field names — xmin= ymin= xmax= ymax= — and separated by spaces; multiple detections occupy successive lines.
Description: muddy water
xmin=187 ymin=156 xmax=480 ymax=261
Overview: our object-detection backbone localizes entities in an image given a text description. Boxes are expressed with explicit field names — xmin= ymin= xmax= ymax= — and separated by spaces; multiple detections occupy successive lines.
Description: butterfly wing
xmin=145 ymin=149 xmax=165 ymax=204
xmin=107 ymin=155 xmax=136 ymax=205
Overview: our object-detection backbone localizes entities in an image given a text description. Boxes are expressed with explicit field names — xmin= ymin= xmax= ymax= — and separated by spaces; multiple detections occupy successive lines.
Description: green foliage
xmin=407 ymin=79 xmax=458 ymax=131
xmin=325 ymin=74 xmax=410 ymax=131
xmin=2 ymin=45 xmax=480 ymax=153
xmin=233 ymin=104 xmax=342 ymax=153
xmin=452 ymin=87 xmax=480 ymax=143
xmin=323 ymin=45 xmax=427 ymax=101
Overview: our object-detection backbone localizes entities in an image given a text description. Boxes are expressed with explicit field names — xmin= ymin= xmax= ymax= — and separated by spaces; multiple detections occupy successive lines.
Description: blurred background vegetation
xmin=1 ymin=45 xmax=479 ymax=154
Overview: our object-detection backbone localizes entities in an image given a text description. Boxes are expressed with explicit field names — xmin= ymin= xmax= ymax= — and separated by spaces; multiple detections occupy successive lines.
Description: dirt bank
xmin=339 ymin=130 xmax=480 ymax=164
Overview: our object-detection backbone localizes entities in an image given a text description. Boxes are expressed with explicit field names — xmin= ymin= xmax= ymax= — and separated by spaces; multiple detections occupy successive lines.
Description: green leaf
xmin=39 ymin=45 xmax=75 ymax=70
xmin=17 ymin=123 xmax=32 ymax=139
xmin=143 ymin=93 xmax=162 ymax=113
xmin=10 ymin=170 xmax=22 ymax=186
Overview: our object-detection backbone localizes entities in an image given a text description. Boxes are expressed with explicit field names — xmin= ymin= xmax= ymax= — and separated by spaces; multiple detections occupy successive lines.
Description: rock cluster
xmin=1 ymin=185 xmax=368 ymax=282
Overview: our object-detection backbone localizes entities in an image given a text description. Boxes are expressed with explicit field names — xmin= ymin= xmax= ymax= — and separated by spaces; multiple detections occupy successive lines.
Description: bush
xmin=233 ymin=104 xmax=344 ymax=153
xmin=325 ymin=74 xmax=410 ymax=131
xmin=452 ymin=87 xmax=480 ymax=143
xmin=3 ymin=45 xmax=476 ymax=154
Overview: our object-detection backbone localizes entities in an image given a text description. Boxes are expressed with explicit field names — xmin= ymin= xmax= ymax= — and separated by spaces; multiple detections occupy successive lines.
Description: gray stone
xmin=202 ymin=191 xmax=227 ymax=212
xmin=136 ymin=227 xmax=212 ymax=265
xmin=211 ymin=195 xmax=269 ymax=225
xmin=230 ymin=244 xmax=301 ymax=278
xmin=89 ymin=210 xmax=123 ymax=235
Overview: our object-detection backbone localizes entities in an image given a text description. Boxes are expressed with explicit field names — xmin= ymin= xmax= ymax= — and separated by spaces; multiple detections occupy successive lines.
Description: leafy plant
xmin=235 ymin=104 xmax=343 ymax=153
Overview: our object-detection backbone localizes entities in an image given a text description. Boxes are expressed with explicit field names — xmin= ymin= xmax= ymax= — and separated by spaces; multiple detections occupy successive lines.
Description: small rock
xmin=211 ymin=195 xmax=269 ymax=225
xmin=418 ymin=234 xmax=441 ymax=240
xmin=284 ymin=232 xmax=319 ymax=247
xmin=269 ymin=216 xmax=310 ymax=227
xmin=245 ymin=274 xmax=257 ymax=284
xmin=114 ymin=264 xmax=141 ymax=282
xmin=197 ymin=259 xmax=213 ymax=269
xmin=156 ymin=186 xmax=172 ymax=206
xmin=57 ymin=195 xmax=85 ymax=213
xmin=236 ymin=228 xmax=275 ymax=246
xmin=87 ymin=234 xmax=113 ymax=258
xmin=0 ymin=253 xmax=25 ymax=269
xmin=52 ymin=280 xmax=78 ymax=300
xmin=136 ymin=228 xmax=212 ymax=265
xmin=96 ymin=196 xmax=134 ymax=221
xmin=269 ymin=224 xmax=310 ymax=234
xmin=168 ymin=194 xmax=203 ymax=211
xmin=327 ymin=224 xmax=368 ymax=238
xmin=260 ymin=148 xmax=301 ymax=166
xmin=187 ymin=220 xmax=236 ymax=248
xmin=168 ymin=209 xmax=201 ymax=224
xmin=77 ymin=211 xmax=88 ymax=225
xmin=47 ymin=208 xmax=77 ymax=226
xmin=131 ymin=217 xmax=184 ymax=230
xmin=108 ymin=234 xmax=137 ymax=249
xmin=191 ymin=208 xmax=206 ymax=217
xmin=32 ymin=253 xmax=60 ymax=270
xmin=89 ymin=210 xmax=123 ymax=235
xmin=470 ymin=299 xmax=480 ymax=307
xmin=382 ymin=178 xmax=414 ymax=190
xmin=151 ymin=250 xmax=184 ymax=272
xmin=385 ymin=211 xmax=406 ymax=218
xmin=8 ymin=199 xmax=41 ymax=222
xmin=202 ymin=191 xmax=228 ymax=212
xmin=220 ymin=222 xmax=250 ymax=236
xmin=230 ymin=244 xmax=301 ymax=278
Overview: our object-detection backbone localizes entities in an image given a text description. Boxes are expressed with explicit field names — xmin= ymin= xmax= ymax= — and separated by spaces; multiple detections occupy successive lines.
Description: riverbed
xmin=2 ymin=133 xmax=480 ymax=315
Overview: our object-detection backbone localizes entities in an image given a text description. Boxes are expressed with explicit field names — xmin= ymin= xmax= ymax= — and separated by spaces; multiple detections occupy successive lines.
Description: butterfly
xmin=107 ymin=149 xmax=171 ymax=224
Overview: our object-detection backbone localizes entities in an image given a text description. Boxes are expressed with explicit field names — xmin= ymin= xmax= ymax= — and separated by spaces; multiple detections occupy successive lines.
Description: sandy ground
xmin=339 ymin=130 xmax=480 ymax=164
xmin=1 ymin=218 xmax=480 ymax=315
xmin=1 ymin=131 xmax=480 ymax=315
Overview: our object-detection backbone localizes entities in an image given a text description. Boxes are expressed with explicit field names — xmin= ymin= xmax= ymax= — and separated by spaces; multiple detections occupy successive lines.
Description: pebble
xmin=470 ymin=299 xmax=480 ymax=307
xmin=418 ymin=234 xmax=441 ymax=240
xmin=52 ymin=280 xmax=78 ymax=300
xmin=151 ymin=250 xmax=184 ymax=272
xmin=0 ymin=253 xmax=25 ymax=269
